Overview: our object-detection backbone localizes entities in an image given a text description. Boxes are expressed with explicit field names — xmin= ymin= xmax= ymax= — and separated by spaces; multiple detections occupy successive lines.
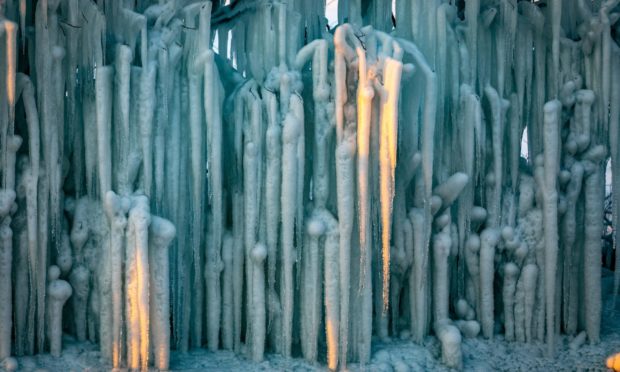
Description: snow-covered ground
xmin=12 ymin=272 xmax=619 ymax=372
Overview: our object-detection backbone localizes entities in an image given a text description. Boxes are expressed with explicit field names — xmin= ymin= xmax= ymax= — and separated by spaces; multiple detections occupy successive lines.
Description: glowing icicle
xmin=125 ymin=196 xmax=151 ymax=370
xmin=357 ymin=55 xmax=373 ymax=296
xmin=319 ymin=209 xmax=340 ymax=371
xmin=3 ymin=18 xmax=17 ymax=179
xmin=378 ymin=57 xmax=403 ymax=313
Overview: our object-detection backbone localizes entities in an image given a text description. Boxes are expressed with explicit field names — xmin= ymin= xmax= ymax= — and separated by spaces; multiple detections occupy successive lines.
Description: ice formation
xmin=0 ymin=0 xmax=619 ymax=370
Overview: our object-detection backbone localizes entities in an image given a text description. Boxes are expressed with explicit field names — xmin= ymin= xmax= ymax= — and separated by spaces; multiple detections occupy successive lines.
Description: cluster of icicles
xmin=0 ymin=0 xmax=619 ymax=370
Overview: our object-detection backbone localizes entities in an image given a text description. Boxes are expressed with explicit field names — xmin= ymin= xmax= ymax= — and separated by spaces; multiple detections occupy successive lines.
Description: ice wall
xmin=0 ymin=0 xmax=619 ymax=370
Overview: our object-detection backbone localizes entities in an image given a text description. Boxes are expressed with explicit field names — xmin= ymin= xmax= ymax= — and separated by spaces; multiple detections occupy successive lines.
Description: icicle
xmin=335 ymin=134 xmax=355 ymax=368
xmin=611 ymin=48 xmax=620 ymax=307
xmin=433 ymin=223 xmax=452 ymax=322
xmin=317 ymin=209 xmax=340 ymax=371
xmin=542 ymin=100 xmax=561 ymax=355
xmin=125 ymin=196 xmax=151 ymax=370
xmin=561 ymin=161 xmax=584 ymax=334
xmin=301 ymin=215 xmax=322 ymax=362
xmin=503 ymin=263 xmax=519 ymax=341
xmin=263 ymin=89 xmax=281 ymax=336
xmin=280 ymin=110 xmax=300 ymax=357
xmin=221 ymin=232 xmax=234 ymax=350
xmin=103 ymin=191 xmax=130 ymax=368
xmin=250 ymin=243 xmax=267 ymax=362
xmin=95 ymin=66 xmax=114 ymax=196
xmin=149 ymin=216 xmax=175 ymax=371
xmin=479 ymin=228 xmax=499 ymax=339
xmin=378 ymin=57 xmax=403 ymax=313
xmin=0 ymin=190 xmax=15 ymax=359
xmin=410 ymin=207 xmax=429 ymax=342
xmin=243 ymin=100 xmax=261 ymax=354
xmin=138 ymin=62 xmax=156 ymax=199
xmin=583 ymin=149 xmax=606 ymax=344
xmin=204 ymin=49 xmax=224 ymax=352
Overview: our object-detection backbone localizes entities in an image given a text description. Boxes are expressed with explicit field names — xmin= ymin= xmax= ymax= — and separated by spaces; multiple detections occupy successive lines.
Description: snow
xmin=13 ymin=280 xmax=620 ymax=371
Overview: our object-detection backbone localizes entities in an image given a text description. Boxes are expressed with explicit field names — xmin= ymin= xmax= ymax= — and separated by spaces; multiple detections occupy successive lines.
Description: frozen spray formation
xmin=0 ymin=0 xmax=619 ymax=370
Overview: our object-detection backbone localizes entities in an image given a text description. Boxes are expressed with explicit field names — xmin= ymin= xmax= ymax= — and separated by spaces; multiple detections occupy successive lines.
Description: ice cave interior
xmin=0 ymin=0 xmax=620 ymax=370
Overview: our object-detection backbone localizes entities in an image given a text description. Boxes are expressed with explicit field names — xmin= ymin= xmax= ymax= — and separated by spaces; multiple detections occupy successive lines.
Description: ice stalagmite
xmin=583 ymin=148 xmax=606 ymax=344
xmin=149 ymin=216 xmax=175 ymax=370
xmin=250 ymin=243 xmax=267 ymax=362
xmin=46 ymin=266 xmax=72 ymax=358
xmin=301 ymin=216 xmax=323 ymax=363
